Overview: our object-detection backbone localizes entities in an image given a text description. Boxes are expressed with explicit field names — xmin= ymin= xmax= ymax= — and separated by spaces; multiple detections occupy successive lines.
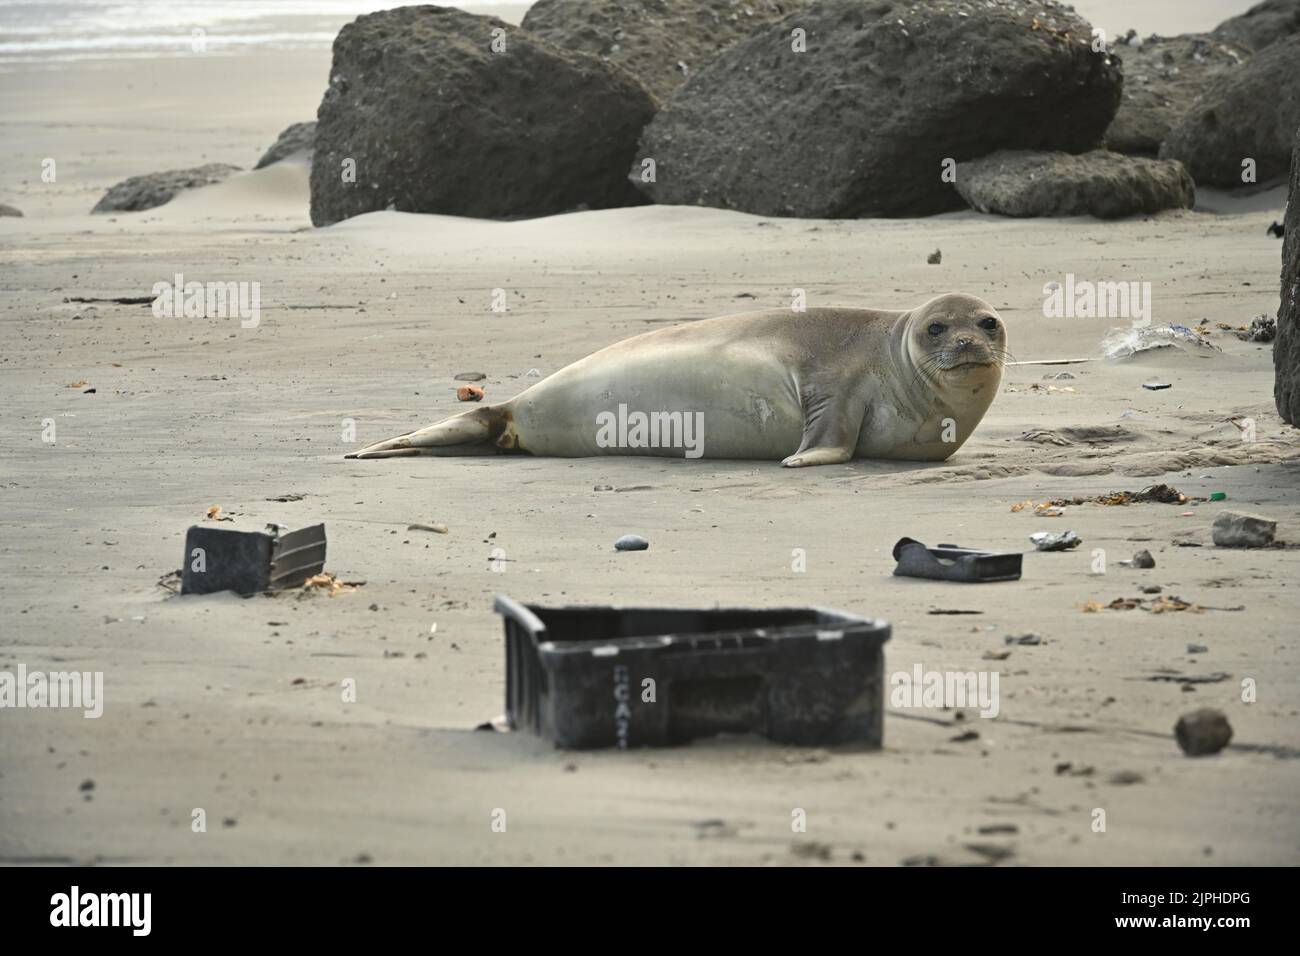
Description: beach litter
xmin=1100 ymin=323 xmax=1219 ymax=359
xmin=180 ymin=522 xmax=326 ymax=596
xmin=1005 ymin=633 xmax=1042 ymax=645
xmin=892 ymin=538 xmax=1022 ymax=583
xmin=1012 ymin=484 xmax=1194 ymax=512
xmin=456 ymin=384 xmax=484 ymax=401
xmin=1030 ymin=530 xmax=1081 ymax=551
xmin=493 ymin=594 xmax=890 ymax=748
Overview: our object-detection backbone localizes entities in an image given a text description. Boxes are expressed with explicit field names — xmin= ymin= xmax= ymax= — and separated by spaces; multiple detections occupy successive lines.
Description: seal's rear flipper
xmin=346 ymin=405 xmax=507 ymax=459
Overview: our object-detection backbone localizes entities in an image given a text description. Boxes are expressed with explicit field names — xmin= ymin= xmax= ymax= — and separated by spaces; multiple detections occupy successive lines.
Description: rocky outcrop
xmin=956 ymin=150 xmax=1194 ymax=218
xmin=1214 ymin=0 xmax=1300 ymax=52
xmin=309 ymin=5 xmax=656 ymax=226
xmin=90 ymin=164 xmax=242 ymax=214
xmin=634 ymin=0 xmax=1121 ymax=218
xmin=1276 ymin=123 xmax=1300 ymax=425
xmin=521 ymin=0 xmax=806 ymax=102
xmin=255 ymin=121 xmax=316 ymax=168
xmin=1105 ymin=33 xmax=1248 ymax=155
xmin=1160 ymin=34 xmax=1300 ymax=187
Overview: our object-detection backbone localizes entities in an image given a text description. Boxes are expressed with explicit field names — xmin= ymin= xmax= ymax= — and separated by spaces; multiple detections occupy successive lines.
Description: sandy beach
xmin=2 ymin=1 xmax=1299 ymax=868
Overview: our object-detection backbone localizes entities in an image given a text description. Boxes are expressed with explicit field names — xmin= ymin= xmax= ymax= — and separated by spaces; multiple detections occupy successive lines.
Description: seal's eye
xmin=927 ymin=323 xmax=946 ymax=336
xmin=979 ymin=316 xmax=998 ymax=332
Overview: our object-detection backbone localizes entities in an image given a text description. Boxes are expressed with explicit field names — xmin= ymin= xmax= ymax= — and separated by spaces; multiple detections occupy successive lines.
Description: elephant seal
xmin=347 ymin=292 xmax=1007 ymax=467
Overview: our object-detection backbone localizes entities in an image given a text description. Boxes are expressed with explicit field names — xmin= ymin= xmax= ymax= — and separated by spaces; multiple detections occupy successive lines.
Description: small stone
xmin=1131 ymin=549 xmax=1155 ymax=568
xmin=1141 ymin=381 xmax=1171 ymax=390
xmin=1211 ymin=510 xmax=1277 ymax=548
xmin=1004 ymin=633 xmax=1042 ymax=645
xmin=1141 ymin=585 xmax=1164 ymax=594
xmin=453 ymin=372 xmax=486 ymax=381
xmin=614 ymin=534 xmax=649 ymax=551
xmin=1186 ymin=643 xmax=1208 ymax=654
xmin=1175 ymin=708 xmax=1233 ymax=756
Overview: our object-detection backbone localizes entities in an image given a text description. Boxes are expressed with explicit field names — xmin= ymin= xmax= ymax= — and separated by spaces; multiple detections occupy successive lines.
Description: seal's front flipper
xmin=346 ymin=405 xmax=506 ymax=459
xmin=781 ymin=388 xmax=864 ymax=468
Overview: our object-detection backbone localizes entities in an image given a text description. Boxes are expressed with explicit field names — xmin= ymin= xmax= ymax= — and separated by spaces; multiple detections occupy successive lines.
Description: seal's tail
xmin=345 ymin=404 xmax=510 ymax=459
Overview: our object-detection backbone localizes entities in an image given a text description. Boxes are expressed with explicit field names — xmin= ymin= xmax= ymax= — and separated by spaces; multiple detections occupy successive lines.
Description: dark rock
xmin=1131 ymin=549 xmax=1156 ymax=568
xmin=0 ymin=203 xmax=21 ymax=217
xmin=1278 ymin=123 xmax=1300 ymax=424
xmin=957 ymin=150 xmax=1193 ymax=218
xmin=522 ymin=0 xmax=806 ymax=103
xmin=1214 ymin=0 xmax=1300 ymax=52
xmin=634 ymin=0 xmax=1121 ymax=218
xmin=90 ymin=164 xmax=242 ymax=214
xmin=1211 ymin=510 xmax=1278 ymax=548
xmin=614 ymin=534 xmax=649 ymax=551
xmin=1239 ymin=314 xmax=1276 ymax=342
xmin=1160 ymin=35 xmax=1300 ymax=187
xmin=1175 ymin=708 xmax=1233 ymax=756
xmin=1105 ymin=33 xmax=1249 ymax=155
xmin=310 ymin=6 xmax=656 ymax=226
xmin=255 ymin=121 xmax=316 ymax=168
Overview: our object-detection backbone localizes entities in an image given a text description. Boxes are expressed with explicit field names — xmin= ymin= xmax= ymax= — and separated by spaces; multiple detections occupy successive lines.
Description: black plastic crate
xmin=494 ymin=594 xmax=891 ymax=750
xmin=180 ymin=524 xmax=326 ymax=595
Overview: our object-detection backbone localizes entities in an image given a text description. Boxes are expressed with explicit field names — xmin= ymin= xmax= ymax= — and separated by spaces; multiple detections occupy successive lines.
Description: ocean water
xmin=0 ymin=0 xmax=1259 ymax=65
xmin=0 ymin=0 xmax=522 ymax=63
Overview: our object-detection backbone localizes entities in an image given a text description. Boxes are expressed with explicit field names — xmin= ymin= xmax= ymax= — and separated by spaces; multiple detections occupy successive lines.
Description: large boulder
xmin=956 ymin=150 xmax=1194 ymax=218
xmin=1214 ymin=0 xmax=1300 ymax=52
xmin=1105 ymin=33 xmax=1249 ymax=155
xmin=1160 ymin=35 xmax=1300 ymax=187
xmin=521 ymin=0 xmax=806 ymax=103
xmin=90 ymin=164 xmax=242 ymax=214
xmin=1277 ymin=123 xmax=1300 ymax=425
xmin=309 ymin=5 xmax=656 ymax=226
xmin=255 ymin=121 xmax=316 ymax=168
xmin=634 ymin=0 xmax=1121 ymax=218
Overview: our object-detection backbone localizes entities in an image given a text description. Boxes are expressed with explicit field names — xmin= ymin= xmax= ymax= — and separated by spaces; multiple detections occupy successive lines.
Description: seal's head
xmin=906 ymin=293 xmax=1008 ymax=394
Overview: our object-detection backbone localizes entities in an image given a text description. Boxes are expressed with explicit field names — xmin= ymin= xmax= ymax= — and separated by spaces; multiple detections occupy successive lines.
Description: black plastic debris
xmin=892 ymin=537 xmax=1022 ymax=583
xmin=180 ymin=523 xmax=326 ymax=596
xmin=494 ymin=594 xmax=890 ymax=750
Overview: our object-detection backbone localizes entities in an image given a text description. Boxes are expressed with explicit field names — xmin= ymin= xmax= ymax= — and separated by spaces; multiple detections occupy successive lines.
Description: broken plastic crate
xmin=494 ymin=594 xmax=890 ymax=750
xmin=180 ymin=524 xmax=326 ymax=595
